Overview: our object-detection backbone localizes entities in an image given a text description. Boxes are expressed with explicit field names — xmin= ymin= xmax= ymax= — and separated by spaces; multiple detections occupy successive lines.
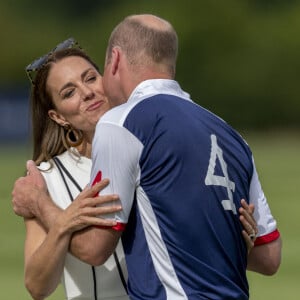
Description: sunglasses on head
xmin=25 ymin=37 xmax=80 ymax=85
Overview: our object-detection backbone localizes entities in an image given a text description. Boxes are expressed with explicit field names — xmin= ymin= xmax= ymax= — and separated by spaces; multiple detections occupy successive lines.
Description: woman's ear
xmin=48 ymin=109 xmax=67 ymax=127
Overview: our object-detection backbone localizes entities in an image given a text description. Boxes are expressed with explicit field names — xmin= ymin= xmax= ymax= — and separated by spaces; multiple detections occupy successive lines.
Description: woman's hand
xmin=55 ymin=180 xmax=122 ymax=235
xmin=239 ymin=199 xmax=258 ymax=254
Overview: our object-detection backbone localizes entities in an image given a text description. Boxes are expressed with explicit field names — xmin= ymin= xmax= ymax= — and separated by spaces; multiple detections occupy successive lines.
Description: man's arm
xmin=247 ymin=237 xmax=282 ymax=275
xmin=240 ymin=196 xmax=281 ymax=274
xmin=246 ymin=157 xmax=282 ymax=275
xmin=12 ymin=160 xmax=121 ymax=265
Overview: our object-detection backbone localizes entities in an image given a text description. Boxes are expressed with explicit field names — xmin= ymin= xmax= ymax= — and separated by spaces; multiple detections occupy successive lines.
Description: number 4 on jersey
xmin=205 ymin=134 xmax=237 ymax=214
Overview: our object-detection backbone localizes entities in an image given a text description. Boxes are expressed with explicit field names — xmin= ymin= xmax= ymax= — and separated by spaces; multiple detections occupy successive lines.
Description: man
xmin=89 ymin=14 xmax=281 ymax=299
xmin=13 ymin=14 xmax=281 ymax=299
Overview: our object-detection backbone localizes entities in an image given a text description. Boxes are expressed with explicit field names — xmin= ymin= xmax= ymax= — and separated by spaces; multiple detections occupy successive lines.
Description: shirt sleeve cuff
xmin=254 ymin=229 xmax=280 ymax=246
xmin=94 ymin=222 xmax=127 ymax=232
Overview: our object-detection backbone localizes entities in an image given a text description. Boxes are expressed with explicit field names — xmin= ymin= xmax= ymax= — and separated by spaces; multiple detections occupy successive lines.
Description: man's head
xmin=102 ymin=14 xmax=178 ymax=106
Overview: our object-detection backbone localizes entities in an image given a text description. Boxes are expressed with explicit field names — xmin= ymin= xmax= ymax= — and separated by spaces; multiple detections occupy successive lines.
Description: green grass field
xmin=1 ymin=131 xmax=299 ymax=299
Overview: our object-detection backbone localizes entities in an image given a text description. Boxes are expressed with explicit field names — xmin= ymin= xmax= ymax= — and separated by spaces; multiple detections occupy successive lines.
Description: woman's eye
xmin=86 ymin=76 xmax=96 ymax=82
xmin=62 ymin=90 xmax=74 ymax=99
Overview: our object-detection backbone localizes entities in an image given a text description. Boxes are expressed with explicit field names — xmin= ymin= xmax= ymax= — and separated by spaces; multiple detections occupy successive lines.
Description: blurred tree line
xmin=1 ymin=0 xmax=300 ymax=130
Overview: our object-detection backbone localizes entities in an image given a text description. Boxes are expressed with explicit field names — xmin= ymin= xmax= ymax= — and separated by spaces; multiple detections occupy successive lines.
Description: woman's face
xmin=47 ymin=56 xmax=109 ymax=136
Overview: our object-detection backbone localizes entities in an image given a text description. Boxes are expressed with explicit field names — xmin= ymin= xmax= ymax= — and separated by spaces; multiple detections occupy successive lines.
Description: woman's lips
xmin=86 ymin=100 xmax=104 ymax=111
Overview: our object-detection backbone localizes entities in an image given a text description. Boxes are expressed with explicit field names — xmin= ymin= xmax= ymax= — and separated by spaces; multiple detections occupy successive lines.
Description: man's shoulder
xmin=99 ymin=100 xmax=142 ymax=127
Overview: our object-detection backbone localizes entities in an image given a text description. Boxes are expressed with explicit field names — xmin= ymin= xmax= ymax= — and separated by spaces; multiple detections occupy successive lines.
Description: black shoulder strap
xmin=52 ymin=155 xmax=128 ymax=295
xmin=53 ymin=156 xmax=82 ymax=194
xmin=53 ymin=156 xmax=77 ymax=202
xmin=53 ymin=156 xmax=98 ymax=298
xmin=114 ymin=251 xmax=128 ymax=294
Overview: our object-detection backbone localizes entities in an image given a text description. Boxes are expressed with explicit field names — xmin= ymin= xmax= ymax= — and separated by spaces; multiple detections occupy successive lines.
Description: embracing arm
xmin=23 ymin=194 xmax=118 ymax=299
xmin=34 ymin=184 xmax=121 ymax=264
xmin=24 ymin=218 xmax=71 ymax=300
xmin=245 ymin=157 xmax=282 ymax=275
xmin=12 ymin=160 xmax=121 ymax=265
xmin=247 ymin=237 xmax=282 ymax=275
xmin=239 ymin=199 xmax=282 ymax=273
xmin=239 ymin=197 xmax=281 ymax=273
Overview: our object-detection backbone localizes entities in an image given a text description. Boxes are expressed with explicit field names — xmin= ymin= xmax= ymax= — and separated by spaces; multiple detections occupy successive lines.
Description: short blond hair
xmin=106 ymin=14 xmax=178 ymax=77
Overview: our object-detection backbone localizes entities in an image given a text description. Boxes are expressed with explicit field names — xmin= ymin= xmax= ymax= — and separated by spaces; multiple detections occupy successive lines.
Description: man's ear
xmin=48 ymin=109 xmax=67 ymax=126
xmin=111 ymin=47 xmax=121 ymax=75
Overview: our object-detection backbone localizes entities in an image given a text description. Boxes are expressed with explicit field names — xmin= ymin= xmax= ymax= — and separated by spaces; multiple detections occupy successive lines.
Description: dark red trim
xmin=112 ymin=222 xmax=126 ymax=231
xmin=91 ymin=171 xmax=102 ymax=197
xmin=254 ymin=229 xmax=280 ymax=246
xmin=94 ymin=222 xmax=126 ymax=232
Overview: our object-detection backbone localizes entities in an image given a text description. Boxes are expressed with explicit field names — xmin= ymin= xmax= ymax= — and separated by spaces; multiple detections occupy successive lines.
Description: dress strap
xmin=52 ymin=155 xmax=128 ymax=296
xmin=52 ymin=156 xmax=98 ymax=299
xmin=53 ymin=156 xmax=82 ymax=193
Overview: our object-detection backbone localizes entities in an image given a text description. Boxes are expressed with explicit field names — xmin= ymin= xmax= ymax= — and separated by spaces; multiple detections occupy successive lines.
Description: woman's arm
xmin=24 ymin=218 xmax=71 ymax=300
xmin=23 ymin=188 xmax=116 ymax=300
xmin=13 ymin=161 xmax=122 ymax=265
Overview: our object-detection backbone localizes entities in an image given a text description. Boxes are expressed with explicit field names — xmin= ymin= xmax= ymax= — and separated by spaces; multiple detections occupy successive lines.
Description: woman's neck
xmin=76 ymin=140 xmax=92 ymax=158
xmin=76 ymin=131 xmax=94 ymax=158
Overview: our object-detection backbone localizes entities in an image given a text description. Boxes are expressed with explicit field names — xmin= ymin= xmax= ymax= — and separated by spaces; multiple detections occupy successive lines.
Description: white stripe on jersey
xmin=136 ymin=185 xmax=188 ymax=300
xmin=249 ymin=156 xmax=277 ymax=237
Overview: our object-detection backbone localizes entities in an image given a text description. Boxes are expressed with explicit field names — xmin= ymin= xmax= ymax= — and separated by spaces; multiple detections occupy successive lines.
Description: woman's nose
xmin=81 ymin=85 xmax=94 ymax=101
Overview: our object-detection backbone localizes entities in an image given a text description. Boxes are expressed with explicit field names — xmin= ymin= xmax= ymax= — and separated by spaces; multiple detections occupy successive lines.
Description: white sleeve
xmin=90 ymin=122 xmax=143 ymax=224
xmin=249 ymin=156 xmax=278 ymax=237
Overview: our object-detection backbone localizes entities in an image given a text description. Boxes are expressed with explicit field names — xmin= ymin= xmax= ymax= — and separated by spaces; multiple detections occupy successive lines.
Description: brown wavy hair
xmin=29 ymin=47 xmax=100 ymax=165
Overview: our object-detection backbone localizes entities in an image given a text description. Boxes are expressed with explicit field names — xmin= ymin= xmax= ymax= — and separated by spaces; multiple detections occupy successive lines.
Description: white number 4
xmin=205 ymin=134 xmax=237 ymax=214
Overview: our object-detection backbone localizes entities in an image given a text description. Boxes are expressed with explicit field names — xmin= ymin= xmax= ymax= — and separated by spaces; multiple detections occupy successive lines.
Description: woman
xmin=24 ymin=39 xmax=128 ymax=300
xmin=22 ymin=38 xmax=257 ymax=300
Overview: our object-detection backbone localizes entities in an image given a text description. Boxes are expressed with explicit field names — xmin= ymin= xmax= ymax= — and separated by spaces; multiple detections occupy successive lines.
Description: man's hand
xmin=12 ymin=160 xmax=122 ymax=231
xmin=12 ymin=160 xmax=47 ymax=218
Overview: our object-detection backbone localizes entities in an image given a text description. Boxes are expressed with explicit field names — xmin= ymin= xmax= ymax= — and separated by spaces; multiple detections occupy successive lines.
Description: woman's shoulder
xmin=58 ymin=149 xmax=92 ymax=173
xmin=38 ymin=149 xmax=91 ymax=172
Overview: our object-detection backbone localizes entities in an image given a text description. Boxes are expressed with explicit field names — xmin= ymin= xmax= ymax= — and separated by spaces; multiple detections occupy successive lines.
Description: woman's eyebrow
xmin=59 ymin=68 xmax=95 ymax=94
xmin=59 ymin=82 xmax=74 ymax=95
xmin=81 ymin=68 xmax=94 ymax=80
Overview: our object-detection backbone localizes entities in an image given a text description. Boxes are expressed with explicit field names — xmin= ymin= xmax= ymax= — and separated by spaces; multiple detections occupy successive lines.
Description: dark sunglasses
xmin=25 ymin=37 xmax=80 ymax=85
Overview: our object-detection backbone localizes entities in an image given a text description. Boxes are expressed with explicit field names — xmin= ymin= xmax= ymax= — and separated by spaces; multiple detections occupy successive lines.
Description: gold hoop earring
xmin=65 ymin=126 xmax=83 ymax=147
